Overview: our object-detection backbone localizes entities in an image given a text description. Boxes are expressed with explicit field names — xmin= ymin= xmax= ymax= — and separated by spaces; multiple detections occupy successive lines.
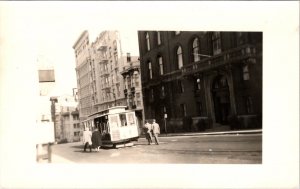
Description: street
xmin=48 ymin=133 xmax=262 ymax=164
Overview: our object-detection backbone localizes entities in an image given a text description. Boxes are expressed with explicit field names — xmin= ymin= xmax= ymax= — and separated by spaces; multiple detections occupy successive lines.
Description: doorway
xmin=212 ymin=75 xmax=231 ymax=125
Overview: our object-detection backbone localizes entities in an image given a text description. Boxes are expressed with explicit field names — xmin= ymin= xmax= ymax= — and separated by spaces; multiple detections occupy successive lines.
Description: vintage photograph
xmin=1 ymin=1 xmax=298 ymax=189
xmin=37 ymin=30 xmax=263 ymax=164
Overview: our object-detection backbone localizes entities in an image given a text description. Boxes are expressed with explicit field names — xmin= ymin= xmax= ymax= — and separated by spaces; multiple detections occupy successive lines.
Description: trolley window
xmin=126 ymin=112 xmax=135 ymax=126
xmin=119 ymin=113 xmax=127 ymax=126
xmin=109 ymin=114 xmax=119 ymax=128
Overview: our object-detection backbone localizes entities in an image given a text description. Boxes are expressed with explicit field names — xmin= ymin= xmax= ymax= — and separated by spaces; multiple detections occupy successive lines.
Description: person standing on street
xmin=83 ymin=127 xmax=92 ymax=152
xmin=91 ymin=127 xmax=102 ymax=152
xmin=144 ymin=121 xmax=153 ymax=145
xmin=151 ymin=120 xmax=160 ymax=145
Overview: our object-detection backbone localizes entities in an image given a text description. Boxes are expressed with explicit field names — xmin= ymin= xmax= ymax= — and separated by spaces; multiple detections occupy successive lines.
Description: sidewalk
xmin=159 ymin=129 xmax=262 ymax=137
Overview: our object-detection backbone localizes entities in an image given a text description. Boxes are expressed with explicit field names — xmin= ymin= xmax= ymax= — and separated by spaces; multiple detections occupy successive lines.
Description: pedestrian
xmin=151 ymin=120 xmax=160 ymax=145
xmin=91 ymin=127 xmax=102 ymax=152
xmin=83 ymin=127 xmax=92 ymax=152
xmin=144 ymin=121 xmax=153 ymax=145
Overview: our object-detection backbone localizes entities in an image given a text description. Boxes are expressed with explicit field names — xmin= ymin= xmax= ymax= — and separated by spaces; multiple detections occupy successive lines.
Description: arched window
xmin=148 ymin=61 xmax=153 ymax=79
xmin=243 ymin=65 xmax=250 ymax=80
xmin=212 ymin=32 xmax=221 ymax=55
xmin=161 ymin=85 xmax=165 ymax=97
xmin=157 ymin=31 xmax=161 ymax=45
xmin=158 ymin=56 xmax=164 ymax=75
xmin=146 ymin=32 xmax=150 ymax=51
xmin=177 ymin=46 xmax=183 ymax=69
xmin=192 ymin=38 xmax=200 ymax=62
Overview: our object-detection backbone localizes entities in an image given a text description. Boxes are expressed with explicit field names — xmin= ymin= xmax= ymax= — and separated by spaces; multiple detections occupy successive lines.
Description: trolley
xmin=84 ymin=106 xmax=139 ymax=148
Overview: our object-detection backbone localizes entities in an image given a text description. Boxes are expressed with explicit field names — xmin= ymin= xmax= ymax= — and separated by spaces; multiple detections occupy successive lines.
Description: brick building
xmin=138 ymin=31 xmax=262 ymax=133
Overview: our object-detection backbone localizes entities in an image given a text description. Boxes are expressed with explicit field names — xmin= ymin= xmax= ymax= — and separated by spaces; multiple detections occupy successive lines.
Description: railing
xmin=182 ymin=44 xmax=260 ymax=76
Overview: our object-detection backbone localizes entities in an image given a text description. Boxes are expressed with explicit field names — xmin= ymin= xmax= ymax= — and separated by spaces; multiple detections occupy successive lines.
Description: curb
xmin=146 ymin=129 xmax=262 ymax=138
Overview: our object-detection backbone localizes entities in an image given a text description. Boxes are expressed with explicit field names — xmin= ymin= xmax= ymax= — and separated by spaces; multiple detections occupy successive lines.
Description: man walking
xmin=151 ymin=120 xmax=160 ymax=145
xmin=91 ymin=127 xmax=102 ymax=152
xmin=83 ymin=127 xmax=92 ymax=152
xmin=144 ymin=121 xmax=153 ymax=145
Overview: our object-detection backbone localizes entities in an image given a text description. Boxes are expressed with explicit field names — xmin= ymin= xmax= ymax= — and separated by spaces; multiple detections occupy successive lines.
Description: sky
xmin=32 ymin=2 xmax=141 ymax=96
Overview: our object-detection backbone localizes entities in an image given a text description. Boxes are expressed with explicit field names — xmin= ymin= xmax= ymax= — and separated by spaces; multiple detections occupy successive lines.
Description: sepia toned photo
xmin=36 ymin=30 xmax=263 ymax=164
xmin=0 ymin=1 xmax=298 ymax=189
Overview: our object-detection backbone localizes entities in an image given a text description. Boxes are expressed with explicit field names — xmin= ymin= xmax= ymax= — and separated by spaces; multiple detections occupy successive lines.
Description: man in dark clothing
xmin=91 ymin=127 xmax=102 ymax=152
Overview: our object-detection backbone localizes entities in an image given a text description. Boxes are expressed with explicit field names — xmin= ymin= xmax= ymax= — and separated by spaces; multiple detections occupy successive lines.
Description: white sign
xmin=164 ymin=114 xmax=167 ymax=118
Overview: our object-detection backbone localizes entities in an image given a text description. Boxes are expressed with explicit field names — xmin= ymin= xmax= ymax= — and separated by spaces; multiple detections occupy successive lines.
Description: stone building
xmin=138 ymin=31 xmax=262 ymax=133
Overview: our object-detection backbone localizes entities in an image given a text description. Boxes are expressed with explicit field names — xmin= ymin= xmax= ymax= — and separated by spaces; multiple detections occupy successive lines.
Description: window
xmin=180 ymin=104 xmax=186 ymax=117
xmin=243 ymin=65 xmax=250 ymax=80
xmin=161 ymin=85 xmax=165 ymax=97
xmin=237 ymin=32 xmax=245 ymax=45
xmin=114 ymin=53 xmax=118 ymax=64
xmin=197 ymin=102 xmax=203 ymax=116
xmin=157 ymin=31 xmax=161 ymax=45
xmin=192 ymin=38 xmax=200 ymax=62
xmin=246 ymin=96 xmax=253 ymax=113
xmin=151 ymin=89 xmax=154 ymax=100
xmin=177 ymin=46 xmax=183 ymax=69
xmin=178 ymin=80 xmax=184 ymax=93
xmin=134 ymin=73 xmax=139 ymax=86
xmin=148 ymin=61 xmax=153 ymax=79
xmin=146 ymin=32 xmax=150 ymax=51
xmin=113 ymin=40 xmax=117 ymax=50
xmin=212 ymin=32 xmax=222 ymax=55
xmin=158 ymin=56 xmax=164 ymax=75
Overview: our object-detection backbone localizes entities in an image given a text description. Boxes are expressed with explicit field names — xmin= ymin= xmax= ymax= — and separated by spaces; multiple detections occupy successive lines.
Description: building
xmin=73 ymin=30 xmax=92 ymax=122
xmin=73 ymin=30 xmax=143 ymax=129
xmin=120 ymin=53 xmax=144 ymax=132
xmin=89 ymin=31 xmax=127 ymax=112
xmin=50 ymin=94 xmax=80 ymax=143
xmin=138 ymin=31 xmax=262 ymax=133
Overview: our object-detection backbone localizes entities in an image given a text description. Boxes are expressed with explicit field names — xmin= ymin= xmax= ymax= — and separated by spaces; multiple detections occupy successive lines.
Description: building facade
xmin=90 ymin=31 xmax=127 ymax=112
xmin=50 ymin=95 xmax=80 ymax=143
xmin=73 ymin=31 xmax=92 ymax=122
xmin=138 ymin=31 xmax=262 ymax=133
xmin=120 ymin=53 xmax=144 ymax=133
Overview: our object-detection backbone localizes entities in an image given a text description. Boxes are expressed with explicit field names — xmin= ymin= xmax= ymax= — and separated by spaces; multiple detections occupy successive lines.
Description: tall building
xmin=138 ymin=31 xmax=262 ymax=133
xmin=89 ymin=31 xmax=127 ymax=112
xmin=73 ymin=30 xmax=92 ymax=122
xmin=73 ymin=30 xmax=143 ymax=128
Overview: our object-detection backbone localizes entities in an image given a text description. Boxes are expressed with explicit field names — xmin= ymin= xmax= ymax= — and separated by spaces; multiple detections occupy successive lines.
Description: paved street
xmin=48 ymin=133 xmax=262 ymax=164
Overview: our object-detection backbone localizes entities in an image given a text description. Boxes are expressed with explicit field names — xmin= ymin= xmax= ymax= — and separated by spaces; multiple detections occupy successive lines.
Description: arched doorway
xmin=212 ymin=75 xmax=231 ymax=125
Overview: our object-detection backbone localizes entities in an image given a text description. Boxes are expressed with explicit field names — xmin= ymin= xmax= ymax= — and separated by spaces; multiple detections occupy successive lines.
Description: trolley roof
xmin=87 ymin=106 xmax=134 ymax=119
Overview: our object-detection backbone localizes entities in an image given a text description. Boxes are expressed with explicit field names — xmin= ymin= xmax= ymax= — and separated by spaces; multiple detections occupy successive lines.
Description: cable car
xmin=84 ymin=106 xmax=139 ymax=148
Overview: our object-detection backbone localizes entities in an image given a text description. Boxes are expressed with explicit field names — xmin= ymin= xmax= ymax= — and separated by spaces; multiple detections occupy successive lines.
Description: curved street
xmin=48 ymin=133 xmax=262 ymax=164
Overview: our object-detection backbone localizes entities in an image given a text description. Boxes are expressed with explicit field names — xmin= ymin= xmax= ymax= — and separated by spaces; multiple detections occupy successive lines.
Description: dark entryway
xmin=212 ymin=75 xmax=231 ymax=125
